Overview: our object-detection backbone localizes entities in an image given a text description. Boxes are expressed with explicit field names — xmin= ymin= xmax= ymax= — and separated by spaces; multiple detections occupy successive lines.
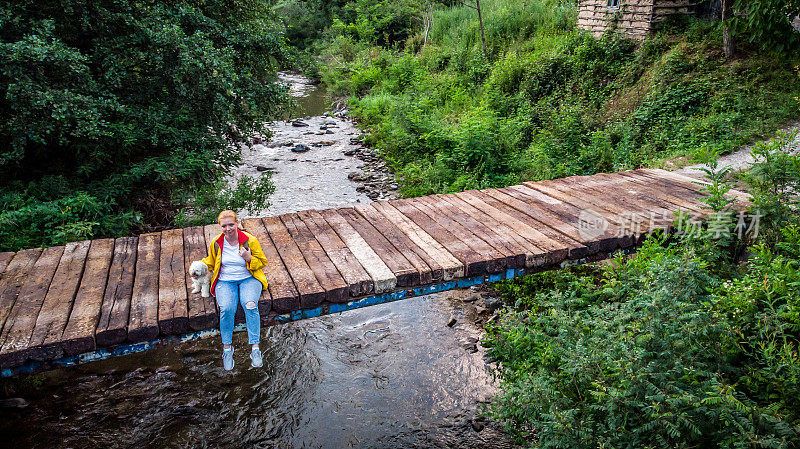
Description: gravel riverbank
xmin=230 ymin=73 xmax=399 ymax=218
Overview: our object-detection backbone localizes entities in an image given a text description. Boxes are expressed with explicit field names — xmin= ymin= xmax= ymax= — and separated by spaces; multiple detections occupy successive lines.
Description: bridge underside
xmin=0 ymin=169 xmax=749 ymax=375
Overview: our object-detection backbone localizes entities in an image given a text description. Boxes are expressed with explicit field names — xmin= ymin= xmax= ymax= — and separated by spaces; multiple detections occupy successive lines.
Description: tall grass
xmin=428 ymin=0 xmax=575 ymax=54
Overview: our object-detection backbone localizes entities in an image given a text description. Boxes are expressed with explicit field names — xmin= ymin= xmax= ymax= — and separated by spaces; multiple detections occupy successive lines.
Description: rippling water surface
xmin=0 ymin=75 xmax=513 ymax=449
xmin=2 ymin=293 xmax=510 ymax=448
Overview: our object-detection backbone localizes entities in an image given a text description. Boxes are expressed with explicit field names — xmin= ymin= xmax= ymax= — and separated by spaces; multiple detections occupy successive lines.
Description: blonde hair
xmin=217 ymin=210 xmax=238 ymax=224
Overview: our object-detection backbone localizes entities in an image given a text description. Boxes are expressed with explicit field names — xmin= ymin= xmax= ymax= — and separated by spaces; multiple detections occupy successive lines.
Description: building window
xmin=606 ymin=0 xmax=619 ymax=7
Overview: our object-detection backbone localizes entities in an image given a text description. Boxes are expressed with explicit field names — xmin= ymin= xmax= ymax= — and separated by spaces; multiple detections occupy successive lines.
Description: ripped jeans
xmin=215 ymin=277 xmax=262 ymax=345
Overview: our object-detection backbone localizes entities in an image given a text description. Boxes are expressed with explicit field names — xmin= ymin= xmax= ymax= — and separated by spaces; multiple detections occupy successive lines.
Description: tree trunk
xmin=722 ymin=0 xmax=734 ymax=57
xmin=476 ymin=0 xmax=488 ymax=59
xmin=423 ymin=1 xmax=433 ymax=47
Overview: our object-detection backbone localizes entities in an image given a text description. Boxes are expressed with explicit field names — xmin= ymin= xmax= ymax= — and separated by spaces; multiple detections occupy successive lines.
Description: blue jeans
xmin=215 ymin=277 xmax=262 ymax=345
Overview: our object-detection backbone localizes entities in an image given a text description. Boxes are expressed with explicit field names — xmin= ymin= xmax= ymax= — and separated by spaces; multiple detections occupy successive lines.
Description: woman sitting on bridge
xmin=202 ymin=210 xmax=269 ymax=371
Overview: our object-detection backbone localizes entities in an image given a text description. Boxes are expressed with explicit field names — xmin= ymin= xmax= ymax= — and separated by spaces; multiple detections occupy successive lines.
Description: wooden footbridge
xmin=0 ymin=169 xmax=749 ymax=372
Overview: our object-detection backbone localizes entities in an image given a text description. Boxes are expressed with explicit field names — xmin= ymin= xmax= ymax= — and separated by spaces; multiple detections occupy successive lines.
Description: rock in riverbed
xmin=292 ymin=144 xmax=310 ymax=153
xmin=471 ymin=417 xmax=487 ymax=432
xmin=483 ymin=296 xmax=503 ymax=313
xmin=230 ymin=94 xmax=399 ymax=216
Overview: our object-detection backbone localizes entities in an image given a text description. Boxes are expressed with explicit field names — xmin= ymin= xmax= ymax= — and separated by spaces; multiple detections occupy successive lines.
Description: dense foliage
xmin=312 ymin=0 xmax=800 ymax=197
xmin=0 ymin=0 xmax=287 ymax=251
xmin=731 ymin=0 xmax=800 ymax=53
xmin=276 ymin=0 xmax=450 ymax=50
xmin=486 ymin=135 xmax=800 ymax=448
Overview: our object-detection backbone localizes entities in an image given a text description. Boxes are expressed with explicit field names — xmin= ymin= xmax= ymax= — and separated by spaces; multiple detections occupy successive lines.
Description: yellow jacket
xmin=201 ymin=229 xmax=269 ymax=296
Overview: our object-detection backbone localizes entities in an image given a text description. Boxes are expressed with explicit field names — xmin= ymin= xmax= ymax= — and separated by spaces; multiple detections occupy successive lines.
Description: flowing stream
xmin=0 ymin=74 xmax=514 ymax=449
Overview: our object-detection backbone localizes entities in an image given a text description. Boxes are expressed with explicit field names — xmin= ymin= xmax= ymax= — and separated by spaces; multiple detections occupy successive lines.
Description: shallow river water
xmin=0 ymin=74 xmax=513 ymax=449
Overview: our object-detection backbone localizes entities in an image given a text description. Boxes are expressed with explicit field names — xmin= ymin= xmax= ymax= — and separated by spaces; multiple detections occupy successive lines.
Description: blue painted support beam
xmin=2 ymin=251 xmax=624 ymax=378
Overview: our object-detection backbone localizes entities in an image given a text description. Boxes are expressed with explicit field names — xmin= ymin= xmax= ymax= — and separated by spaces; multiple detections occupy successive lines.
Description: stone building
xmin=577 ymin=0 xmax=695 ymax=38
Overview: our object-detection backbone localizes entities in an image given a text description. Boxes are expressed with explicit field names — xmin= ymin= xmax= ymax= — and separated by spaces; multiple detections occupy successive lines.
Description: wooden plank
xmin=391 ymin=199 xmax=488 ymax=276
xmin=505 ymin=183 xmax=637 ymax=242
xmin=241 ymin=218 xmax=300 ymax=313
xmin=639 ymin=169 xmax=751 ymax=206
xmin=518 ymin=180 xmax=647 ymax=243
xmin=296 ymin=210 xmax=373 ymax=296
xmin=405 ymin=197 xmax=508 ymax=273
xmin=370 ymin=201 xmax=464 ymax=280
xmin=549 ymin=173 xmax=680 ymax=219
xmin=318 ymin=209 xmax=396 ymax=293
xmin=281 ymin=213 xmax=349 ymax=303
xmin=203 ymin=224 xmax=235 ymax=319
xmin=439 ymin=193 xmax=549 ymax=268
xmin=620 ymin=171 xmax=722 ymax=214
xmin=606 ymin=172 xmax=710 ymax=218
xmin=28 ymin=241 xmax=90 ymax=361
xmin=182 ymin=226 xmax=218 ymax=330
xmin=0 ymin=247 xmax=63 ymax=368
xmin=354 ymin=203 xmax=439 ymax=284
xmin=469 ymin=189 xmax=592 ymax=259
xmin=60 ymin=239 xmax=114 ymax=356
xmin=414 ymin=195 xmax=514 ymax=272
xmin=571 ymin=173 xmax=701 ymax=229
xmin=618 ymin=171 xmax=708 ymax=212
xmin=241 ymin=224 xmax=277 ymax=317
xmin=203 ymin=224 xmax=223 ymax=250
xmin=0 ymin=252 xmax=15 ymax=281
xmin=457 ymin=190 xmax=583 ymax=262
xmin=158 ymin=229 xmax=189 ymax=335
xmin=338 ymin=207 xmax=420 ymax=286
xmin=96 ymin=237 xmax=138 ymax=347
xmin=0 ymin=249 xmax=42 ymax=337
xmin=263 ymin=216 xmax=327 ymax=309
xmin=127 ymin=233 xmax=161 ymax=342
xmin=485 ymin=187 xmax=617 ymax=253
xmin=642 ymin=169 xmax=709 ymax=189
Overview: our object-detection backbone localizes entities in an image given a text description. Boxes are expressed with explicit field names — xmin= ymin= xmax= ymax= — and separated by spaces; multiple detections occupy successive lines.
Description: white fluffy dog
xmin=189 ymin=260 xmax=211 ymax=297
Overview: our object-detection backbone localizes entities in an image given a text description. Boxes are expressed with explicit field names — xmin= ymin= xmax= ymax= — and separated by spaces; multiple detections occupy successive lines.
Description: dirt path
xmin=675 ymin=122 xmax=800 ymax=179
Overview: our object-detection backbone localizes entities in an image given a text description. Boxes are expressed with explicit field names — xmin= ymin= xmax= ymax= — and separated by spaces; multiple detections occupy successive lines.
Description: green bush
xmin=487 ymin=238 xmax=799 ymax=448
xmin=0 ymin=188 xmax=134 ymax=250
xmin=174 ymin=174 xmax=276 ymax=228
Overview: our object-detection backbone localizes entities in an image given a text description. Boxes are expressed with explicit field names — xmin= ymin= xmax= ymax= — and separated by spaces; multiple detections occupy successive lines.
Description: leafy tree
xmin=274 ymin=0 xmax=351 ymax=49
xmin=0 ymin=0 xmax=288 ymax=251
xmin=722 ymin=0 xmax=800 ymax=56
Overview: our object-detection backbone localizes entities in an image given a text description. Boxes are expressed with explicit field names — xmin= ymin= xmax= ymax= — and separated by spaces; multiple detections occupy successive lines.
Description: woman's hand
xmin=239 ymin=246 xmax=252 ymax=263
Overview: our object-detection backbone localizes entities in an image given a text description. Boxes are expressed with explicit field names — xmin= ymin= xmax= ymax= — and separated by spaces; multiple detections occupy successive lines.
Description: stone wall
xmin=577 ymin=0 xmax=694 ymax=39
xmin=577 ymin=0 xmax=655 ymax=38
xmin=652 ymin=0 xmax=696 ymax=24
